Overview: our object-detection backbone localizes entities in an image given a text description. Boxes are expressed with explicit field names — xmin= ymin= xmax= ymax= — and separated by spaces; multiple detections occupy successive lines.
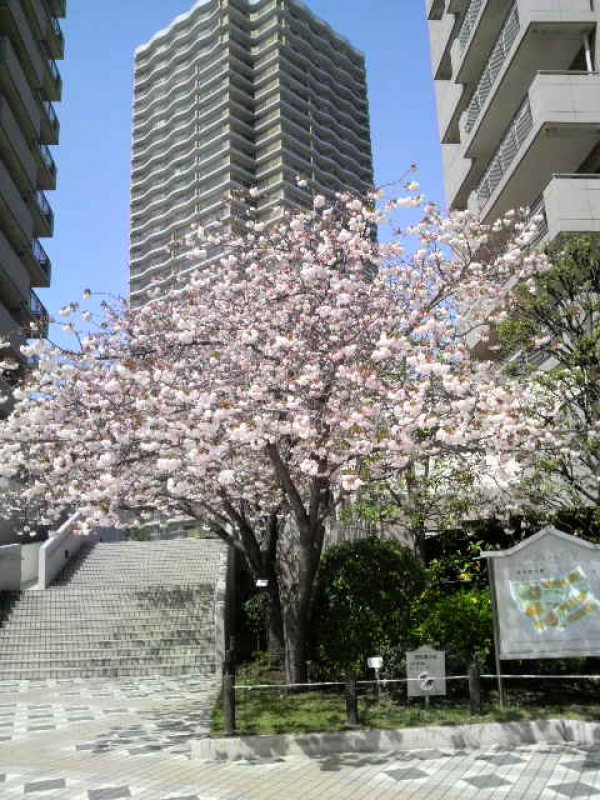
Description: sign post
xmin=487 ymin=557 xmax=505 ymax=708
xmin=406 ymin=646 xmax=446 ymax=707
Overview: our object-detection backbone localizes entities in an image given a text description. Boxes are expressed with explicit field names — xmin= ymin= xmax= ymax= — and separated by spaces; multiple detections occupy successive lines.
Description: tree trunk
xmin=284 ymin=599 xmax=310 ymax=684
xmin=266 ymin=568 xmax=285 ymax=666
xmin=413 ymin=524 xmax=427 ymax=562
xmin=282 ymin=524 xmax=325 ymax=684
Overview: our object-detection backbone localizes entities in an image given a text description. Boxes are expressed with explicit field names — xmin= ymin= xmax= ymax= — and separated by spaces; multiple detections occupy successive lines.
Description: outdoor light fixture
xmin=256 ymin=579 xmax=269 ymax=588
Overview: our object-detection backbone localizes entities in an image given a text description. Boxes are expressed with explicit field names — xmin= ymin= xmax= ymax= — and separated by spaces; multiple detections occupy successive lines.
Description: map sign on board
xmin=484 ymin=527 xmax=600 ymax=660
xmin=406 ymin=646 xmax=446 ymax=697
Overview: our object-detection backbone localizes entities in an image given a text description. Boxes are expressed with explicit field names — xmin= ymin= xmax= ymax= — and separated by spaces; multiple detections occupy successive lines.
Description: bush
xmin=411 ymin=588 xmax=493 ymax=671
xmin=309 ymin=538 xmax=426 ymax=677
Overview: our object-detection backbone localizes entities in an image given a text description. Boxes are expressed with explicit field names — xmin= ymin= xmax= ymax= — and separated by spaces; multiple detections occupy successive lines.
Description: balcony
xmin=0 ymin=229 xmax=31 ymax=303
xmin=25 ymin=288 xmax=48 ymax=338
xmin=540 ymin=174 xmax=600 ymax=241
xmin=47 ymin=0 xmax=66 ymax=19
xmin=426 ymin=0 xmax=445 ymax=21
xmin=43 ymin=51 xmax=62 ymax=101
xmin=452 ymin=0 xmax=594 ymax=86
xmin=46 ymin=13 xmax=64 ymax=60
xmin=0 ymin=158 xmax=34 ymax=247
xmin=429 ymin=11 xmax=459 ymax=80
xmin=459 ymin=1 xmax=595 ymax=163
xmin=32 ymin=238 xmax=51 ymax=285
xmin=0 ymin=95 xmax=37 ymax=190
xmin=32 ymin=189 xmax=54 ymax=236
xmin=470 ymin=72 xmax=600 ymax=221
xmin=36 ymin=141 xmax=56 ymax=190
xmin=0 ymin=38 xmax=41 ymax=139
xmin=38 ymin=91 xmax=59 ymax=145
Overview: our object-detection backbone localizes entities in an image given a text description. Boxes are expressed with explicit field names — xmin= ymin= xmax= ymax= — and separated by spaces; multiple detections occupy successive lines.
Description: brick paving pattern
xmin=1 ymin=677 xmax=600 ymax=799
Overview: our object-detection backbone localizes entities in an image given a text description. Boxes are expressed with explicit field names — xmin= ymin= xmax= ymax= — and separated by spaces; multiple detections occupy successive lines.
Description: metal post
xmin=584 ymin=33 xmax=594 ymax=73
xmin=469 ymin=663 xmax=482 ymax=714
xmin=487 ymin=558 xmax=505 ymax=708
xmin=223 ymin=649 xmax=236 ymax=736
xmin=345 ymin=670 xmax=359 ymax=726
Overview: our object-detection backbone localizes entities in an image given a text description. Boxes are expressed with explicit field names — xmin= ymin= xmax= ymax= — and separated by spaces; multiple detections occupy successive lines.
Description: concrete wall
xmin=21 ymin=542 xmax=41 ymax=585
xmin=0 ymin=544 xmax=20 ymax=590
xmin=38 ymin=514 xmax=83 ymax=589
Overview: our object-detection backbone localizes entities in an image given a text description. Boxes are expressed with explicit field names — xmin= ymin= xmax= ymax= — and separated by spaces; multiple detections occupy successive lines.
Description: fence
xmin=219 ymin=658 xmax=600 ymax=737
xmin=324 ymin=521 xmax=413 ymax=551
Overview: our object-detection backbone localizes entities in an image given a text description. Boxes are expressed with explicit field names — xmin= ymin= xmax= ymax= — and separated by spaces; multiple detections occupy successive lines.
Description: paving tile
xmin=384 ymin=766 xmax=430 ymax=781
xmin=87 ymin=788 xmax=132 ymax=800
xmin=462 ymin=773 xmax=514 ymax=789
xmin=477 ymin=753 xmax=525 ymax=766
xmin=550 ymin=783 xmax=600 ymax=798
xmin=24 ymin=778 xmax=67 ymax=793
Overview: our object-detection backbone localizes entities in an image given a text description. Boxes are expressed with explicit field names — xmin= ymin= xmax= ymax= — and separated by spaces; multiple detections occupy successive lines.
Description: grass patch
xmin=211 ymin=658 xmax=600 ymax=737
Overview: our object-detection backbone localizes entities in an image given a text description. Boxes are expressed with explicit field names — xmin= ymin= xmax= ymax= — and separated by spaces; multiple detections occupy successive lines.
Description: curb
xmin=191 ymin=719 xmax=600 ymax=761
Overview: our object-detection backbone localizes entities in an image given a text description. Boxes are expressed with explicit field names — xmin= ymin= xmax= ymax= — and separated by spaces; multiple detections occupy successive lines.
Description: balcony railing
xmin=32 ymin=239 xmax=52 ymax=282
xmin=458 ymin=0 xmax=485 ymax=50
xmin=34 ymin=189 xmax=54 ymax=229
xmin=463 ymin=3 xmax=520 ymax=134
xmin=47 ymin=56 xmax=61 ymax=90
xmin=39 ymin=142 xmax=56 ymax=177
xmin=49 ymin=15 xmax=64 ymax=49
xmin=39 ymin=92 xmax=60 ymax=137
xmin=28 ymin=290 xmax=49 ymax=337
xmin=528 ymin=194 xmax=548 ymax=246
xmin=473 ymin=95 xmax=533 ymax=211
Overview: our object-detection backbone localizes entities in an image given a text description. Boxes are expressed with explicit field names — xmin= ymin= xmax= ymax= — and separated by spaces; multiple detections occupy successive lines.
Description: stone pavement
xmin=1 ymin=677 xmax=600 ymax=799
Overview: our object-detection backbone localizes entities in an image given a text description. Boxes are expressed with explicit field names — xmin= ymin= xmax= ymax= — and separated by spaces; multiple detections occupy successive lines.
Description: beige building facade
xmin=426 ymin=0 xmax=600 ymax=242
xmin=130 ymin=0 xmax=373 ymax=303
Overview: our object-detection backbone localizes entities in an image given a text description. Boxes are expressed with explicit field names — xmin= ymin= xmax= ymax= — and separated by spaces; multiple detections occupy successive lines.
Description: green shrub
xmin=310 ymin=538 xmax=426 ymax=677
xmin=411 ymin=588 xmax=493 ymax=671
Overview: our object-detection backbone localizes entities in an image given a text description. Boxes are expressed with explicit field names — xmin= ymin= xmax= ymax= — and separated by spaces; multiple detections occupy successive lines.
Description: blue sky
xmin=44 ymin=0 xmax=444 ymax=315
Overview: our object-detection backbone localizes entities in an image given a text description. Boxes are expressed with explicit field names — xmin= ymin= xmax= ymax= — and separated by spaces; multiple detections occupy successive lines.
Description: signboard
xmin=406 ymin=646 xmax=446 ymax=697
xmin=485 ymin=527 xmax=600 ymax=660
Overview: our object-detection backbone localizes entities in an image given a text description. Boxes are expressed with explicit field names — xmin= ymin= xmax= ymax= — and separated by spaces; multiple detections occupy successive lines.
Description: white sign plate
xmin=485 ymin=527 xmax=600 ymax=660
xmin=406 ymin=646 xmax=446 ymax=697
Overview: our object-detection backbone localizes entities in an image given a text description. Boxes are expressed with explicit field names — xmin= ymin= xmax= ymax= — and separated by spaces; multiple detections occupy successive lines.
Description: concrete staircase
xmin=0 ymin=538 xmax=225 ymax=680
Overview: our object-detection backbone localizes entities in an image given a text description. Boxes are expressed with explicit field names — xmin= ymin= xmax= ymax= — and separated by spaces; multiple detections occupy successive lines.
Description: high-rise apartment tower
xmin=426 ymin=0 xmax=600 ymax=241
xmin=0 ymin=0 xmax=65 ymax=405
xmin=130 ymin=0 xmax=373 ymax=302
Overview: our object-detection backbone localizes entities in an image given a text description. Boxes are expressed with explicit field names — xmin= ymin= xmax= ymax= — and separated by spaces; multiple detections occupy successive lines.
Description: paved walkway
xmin=1 ymin=677 xmax=599 ymax=799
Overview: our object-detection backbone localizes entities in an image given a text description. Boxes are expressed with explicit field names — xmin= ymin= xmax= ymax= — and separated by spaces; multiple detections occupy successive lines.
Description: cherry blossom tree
xmin=0 ymin=187 xmax=552 ymax=681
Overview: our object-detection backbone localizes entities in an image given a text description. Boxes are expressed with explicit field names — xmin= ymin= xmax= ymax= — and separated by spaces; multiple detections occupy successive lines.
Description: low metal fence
xmin=219 ymin=660 xmax=600 ymax=737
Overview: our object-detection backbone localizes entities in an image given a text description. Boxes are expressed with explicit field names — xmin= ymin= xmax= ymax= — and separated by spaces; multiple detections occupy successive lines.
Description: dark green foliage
xmin=309 ymin=538 xmax=425 ymax=676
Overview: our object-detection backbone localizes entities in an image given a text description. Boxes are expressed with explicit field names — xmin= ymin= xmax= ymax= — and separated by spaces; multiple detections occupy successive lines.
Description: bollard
xmin=223 ymin=652 xmax=236 ymax=736
xmin=469 ymin=663 xmax=482 ymax=714
xmin=346 ymin=670 xmax=359 ymax=726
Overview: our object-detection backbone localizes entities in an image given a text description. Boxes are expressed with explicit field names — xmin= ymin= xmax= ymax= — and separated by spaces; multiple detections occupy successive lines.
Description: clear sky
xmin=44 ymin=0 xmax=444 ymax=315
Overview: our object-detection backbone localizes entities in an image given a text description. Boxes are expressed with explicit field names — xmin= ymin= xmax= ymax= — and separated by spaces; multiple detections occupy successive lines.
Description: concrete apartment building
xmin=426 ymin=0 xmax=600 ymax=243
xmin=0 ymin=0 xmax=65 ymax=405
xmin=130 ymin=0 xmax=373 ymax=302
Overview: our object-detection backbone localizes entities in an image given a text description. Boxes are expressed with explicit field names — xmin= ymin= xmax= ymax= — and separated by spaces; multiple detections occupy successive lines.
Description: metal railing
xmin=39 ymin=93 xmax=59 ymax=137
xmin=49 ymin=15 xmax=64 ymax=49
xmin=463 ymin=3 xmax=520 ymax=134
xmin=527 ymin=194 xmax=548 ymax=246
xmin=458 ymin=0 xmax=485 ymax=50
xmin=29 ymin=289 xmax=48 ymax=320
xmin=473 ymin=95 xmax=533 ymax=211
xmin=34 ymin=190 xmax=54 ymax=228
xmin=32 ymin=239 xmax=52 ymax=282
xmin=38 ymin=142 xmax=56 ymax=176
xmin=47 ymin=56 xmax=61 ymax=89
